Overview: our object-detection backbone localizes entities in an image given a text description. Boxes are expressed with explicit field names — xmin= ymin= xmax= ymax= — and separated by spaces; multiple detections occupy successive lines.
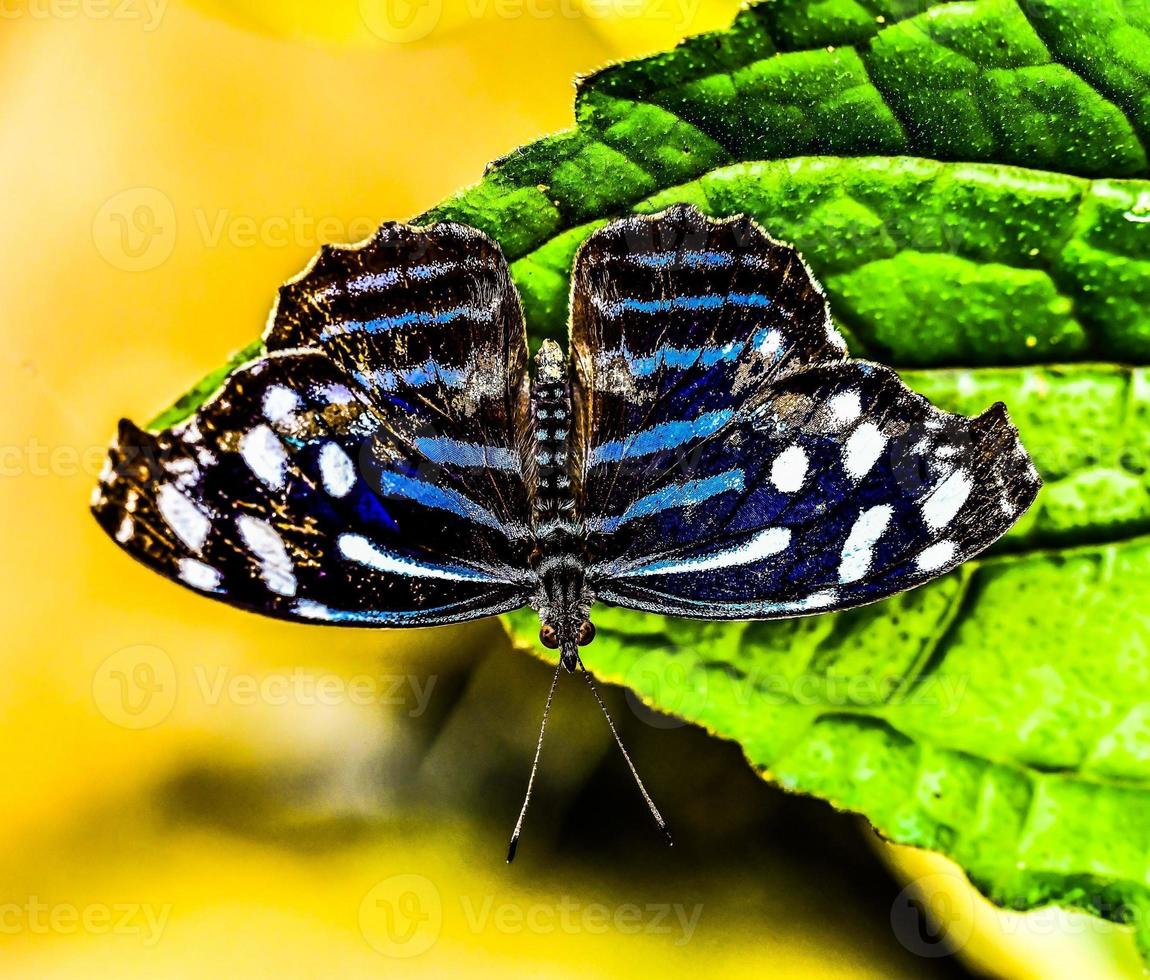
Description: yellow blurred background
xmin=0 ymin=1 xmax=1143 ymax=976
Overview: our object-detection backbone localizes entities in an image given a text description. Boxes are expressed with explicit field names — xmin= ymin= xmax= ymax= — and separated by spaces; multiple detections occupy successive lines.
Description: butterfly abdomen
xmin=530 ymin=340 xmax=578 ymax=538
xmin=530 ymin=340 xmax=592 ymax=667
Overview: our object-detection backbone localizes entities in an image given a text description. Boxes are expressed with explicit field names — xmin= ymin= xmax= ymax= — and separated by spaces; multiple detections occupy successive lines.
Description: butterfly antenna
xmin=507 ymin=659 xmax=564 ymax=863
xmin=577 ymin=654 xmax=673 ymax=849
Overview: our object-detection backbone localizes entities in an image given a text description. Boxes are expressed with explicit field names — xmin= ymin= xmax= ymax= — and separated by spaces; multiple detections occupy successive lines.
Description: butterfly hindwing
xmin=571 ymin=206 xmax=1041 ymax=619
xmin=92 ymin=224 xmax=537 ymax=626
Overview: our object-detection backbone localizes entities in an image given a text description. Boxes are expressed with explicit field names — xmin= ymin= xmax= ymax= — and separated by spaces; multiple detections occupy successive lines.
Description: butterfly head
xmin=533 ymin=567 xmax=595 ymax=671
xmin=538 ymin=617 xmax=596 ymax=669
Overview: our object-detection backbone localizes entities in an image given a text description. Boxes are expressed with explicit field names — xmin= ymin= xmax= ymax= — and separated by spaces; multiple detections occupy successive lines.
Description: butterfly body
xmin=529 ymin=339 xmax=593 ymax=670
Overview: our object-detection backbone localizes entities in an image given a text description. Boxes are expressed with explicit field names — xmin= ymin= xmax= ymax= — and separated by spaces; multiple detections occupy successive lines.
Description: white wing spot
xmin=295 ymin=600 xmax=334 ymax=621
xmin=800 ymin=589 xmax=839 ymax=610
xmin=115 ymin=516 xmax=134 ymax=543
xmin=319 ymin=383 xmax=356 ymax=405
xmin=263 ymin=385 xmax=301 ymax=423
xmin=319 ymin=442 xmax=356 ymax=498
xmin=916 ymin=540 xmax=957 ymax=572
xmin=240 ymin=425 xmax=288 ymax=490
xmin=844 ymin=422 xmax=887 ymax=480
xmin=758 ymin=329 xmax=783 ymax=357
xmin=828 ymin=390 xmax=862 ymax=425
xmin=626 ymin=527 xmax=792 ymax=578
xmin=179 ymin=558 xmax=221 ymax=592
xmin=237 ymin=515 xmax=297 ymax=596
xmin=156 ymin=484 xmax=211 ymax=552
xmin=770 ymin=445 xmax=809 ymax=493
xmin=922 ymin=468 xmax=973 ymax=531
xmin=163 ymin=457 xmax=196 ymax=477
xmin=839 ymin=504 xmax=894 ymax=584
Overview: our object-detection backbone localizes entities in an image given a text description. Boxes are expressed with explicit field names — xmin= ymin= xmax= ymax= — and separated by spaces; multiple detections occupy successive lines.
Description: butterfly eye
xmin=577 ymin=621 xmax=596 ymax=646
xmin=539 ymin=625 xmax=560 ymax=649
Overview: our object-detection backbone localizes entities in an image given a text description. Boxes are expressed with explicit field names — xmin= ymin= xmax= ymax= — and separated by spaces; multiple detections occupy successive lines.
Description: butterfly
xmin=91 ymin=204 xmax=1041 ymax=859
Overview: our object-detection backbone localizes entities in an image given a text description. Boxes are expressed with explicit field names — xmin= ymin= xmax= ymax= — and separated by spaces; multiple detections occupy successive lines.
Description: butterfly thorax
xmin=529 ymin=340 xmax=594 ymax=669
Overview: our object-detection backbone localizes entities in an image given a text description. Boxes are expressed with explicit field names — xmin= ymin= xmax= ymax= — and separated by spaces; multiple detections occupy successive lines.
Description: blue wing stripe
xmin=312 ymin=256 xmax=491 ymax=301
xmin=589 ymin=410 xmax=733 ymax=465
xmin=357 ymin=359 xmax=468 ymax=391
xmin=619 ymin=326 xmax=782 ymax=377
xmin=599 ymin=292 xmax=773 ymax=317
xmin=626 ymin=250 xmax=736 ymax=270
xmin=322 ymin=302 xmax=495 ymax=338
xmin=373 ymin=470 xmax=527 ymax=536
xmin=413 ymin=436 xmax=520 ymax=471
xmin=592 ymin=469 xmax=744 ymax=533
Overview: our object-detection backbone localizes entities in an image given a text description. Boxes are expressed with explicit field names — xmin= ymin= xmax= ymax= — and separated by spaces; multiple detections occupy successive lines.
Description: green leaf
xmin=147 ymin=0 xmax=1150 ymax=957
